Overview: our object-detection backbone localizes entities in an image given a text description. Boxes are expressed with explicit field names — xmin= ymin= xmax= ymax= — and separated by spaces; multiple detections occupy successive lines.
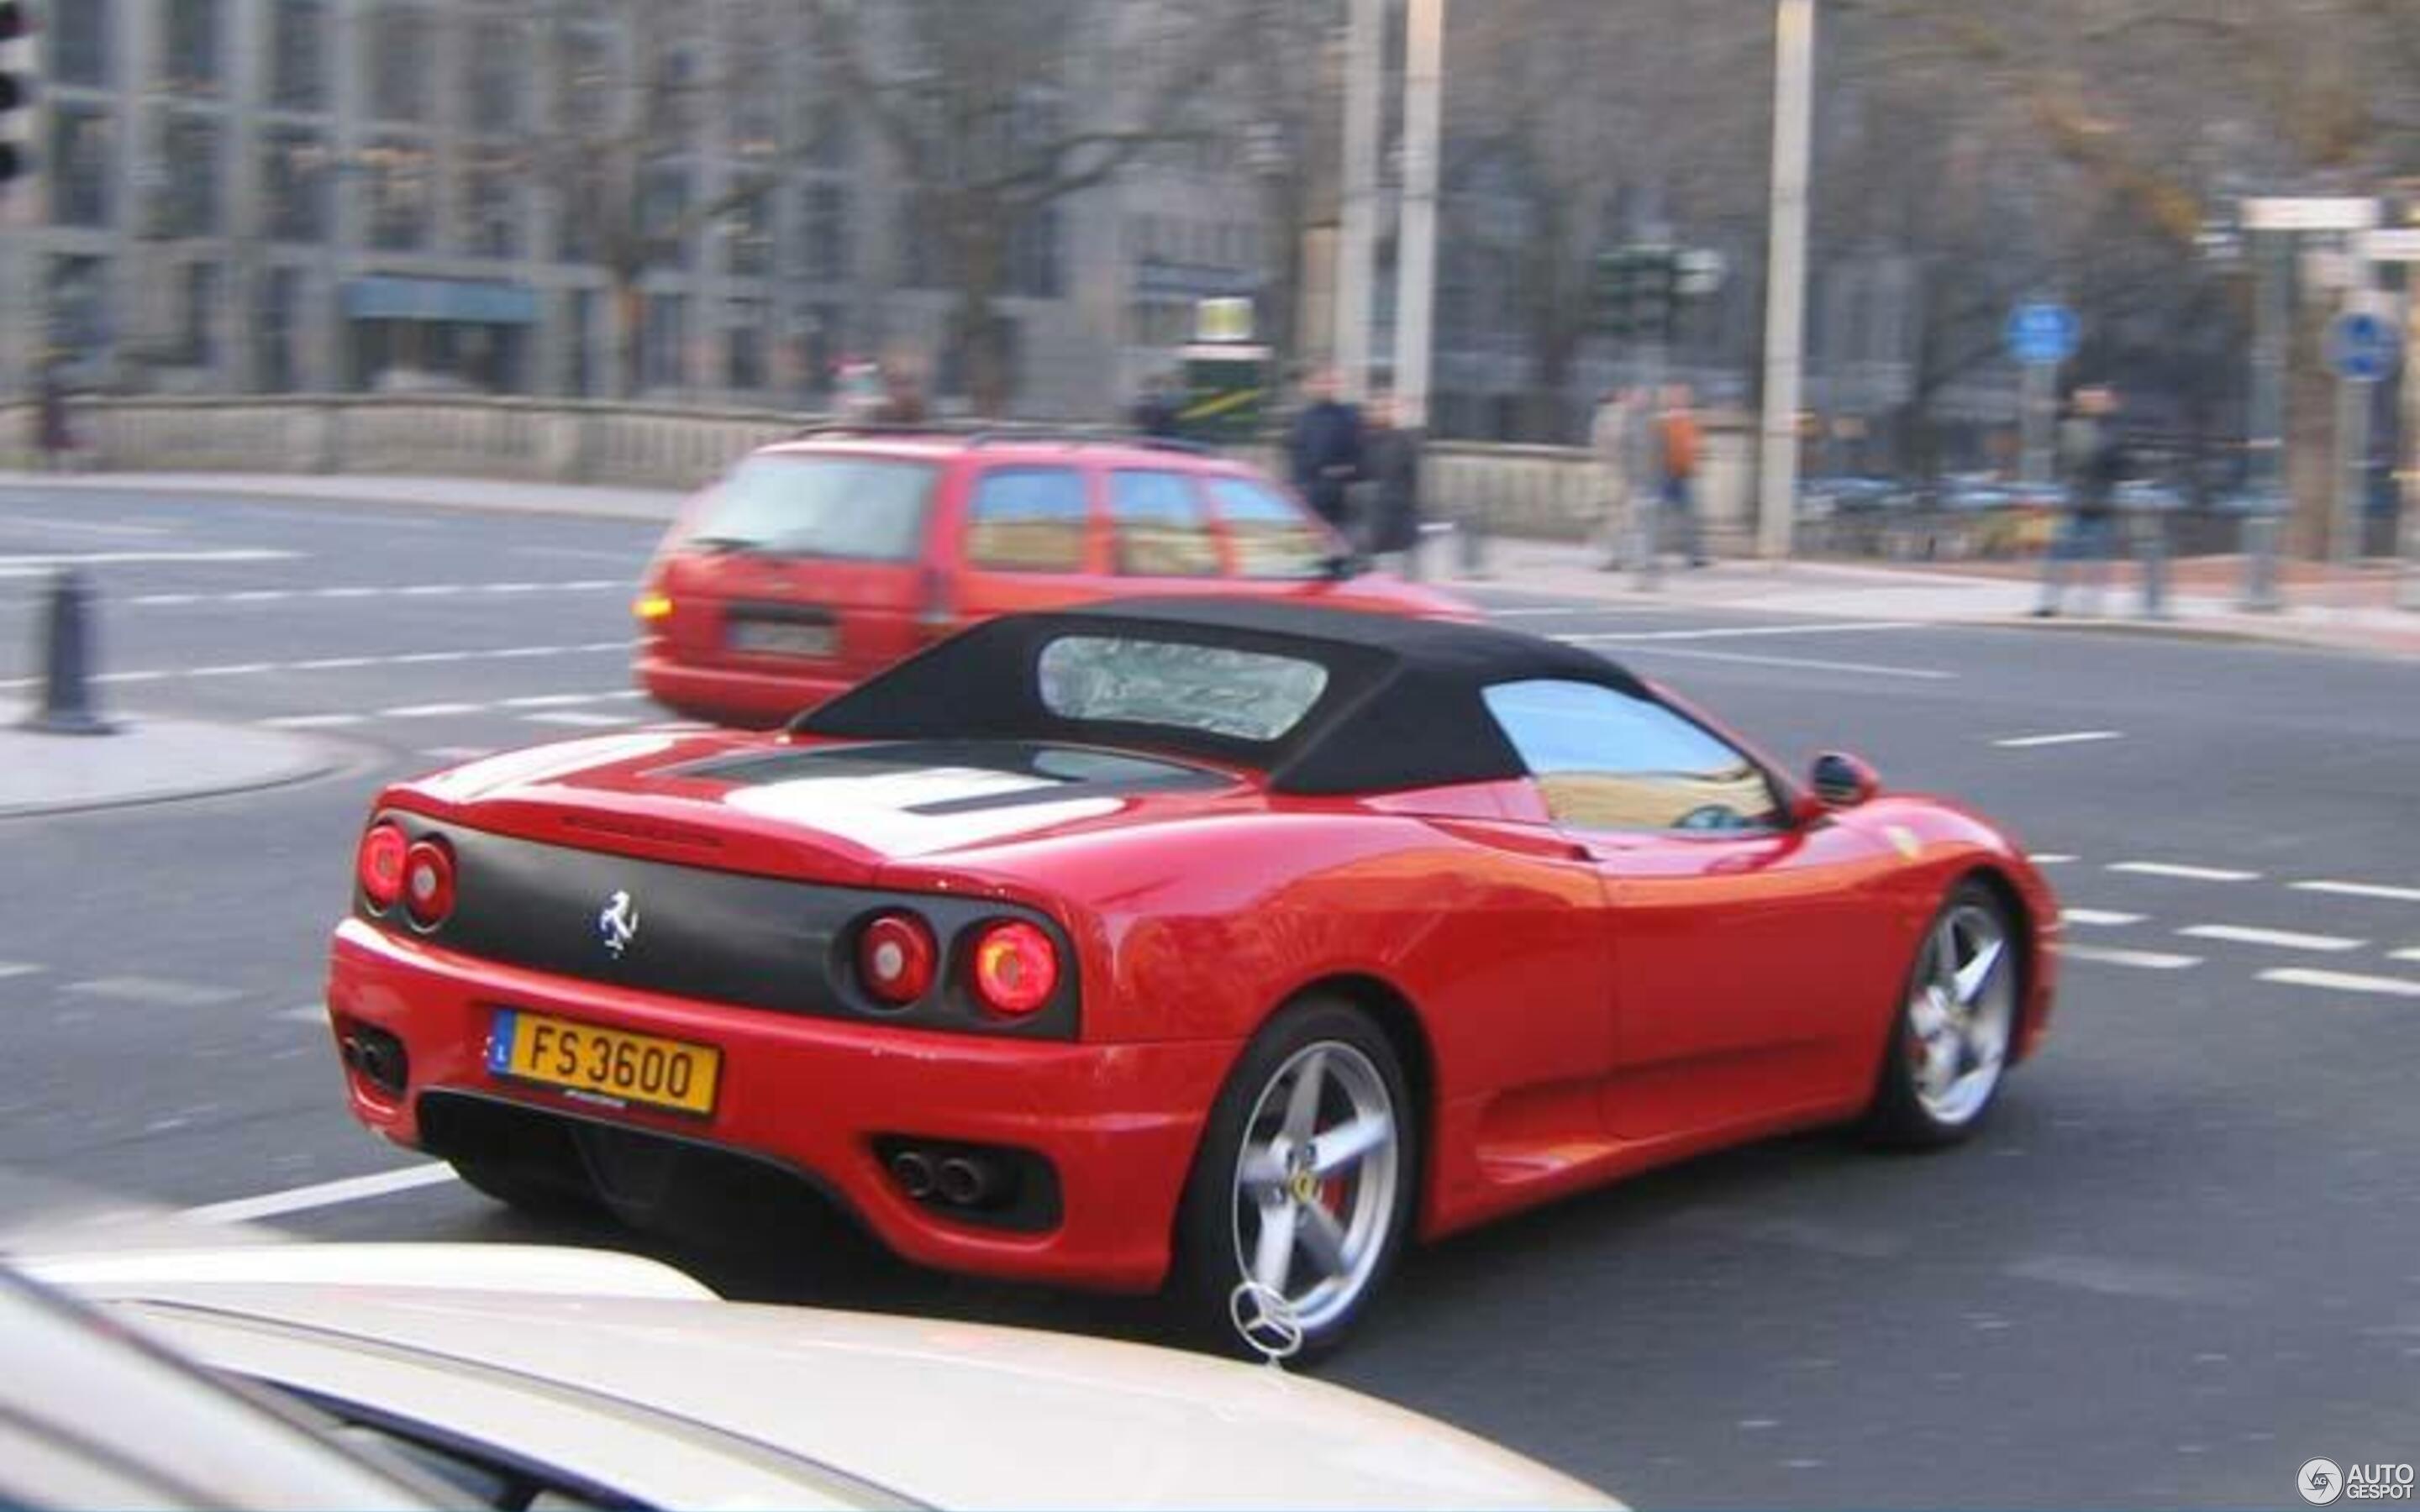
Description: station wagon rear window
xmin=1036 ymin=635 xmax=1329 ymax=742
xmin=684 ymin=456 xmax=938 ymax=561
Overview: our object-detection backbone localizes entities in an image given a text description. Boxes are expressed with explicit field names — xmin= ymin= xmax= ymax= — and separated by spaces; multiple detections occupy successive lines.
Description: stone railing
xmin=0 ymin=393 xmax=1761 ymax=546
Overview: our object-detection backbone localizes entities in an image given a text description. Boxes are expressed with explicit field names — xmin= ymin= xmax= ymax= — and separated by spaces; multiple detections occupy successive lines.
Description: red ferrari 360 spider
xmin=328 ymin=600 xmax=2058 ymax=1354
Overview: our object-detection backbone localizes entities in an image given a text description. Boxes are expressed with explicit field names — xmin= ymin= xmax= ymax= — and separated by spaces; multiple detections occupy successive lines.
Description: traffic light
xmin=0 ymin=1 xmax=26 ymax=188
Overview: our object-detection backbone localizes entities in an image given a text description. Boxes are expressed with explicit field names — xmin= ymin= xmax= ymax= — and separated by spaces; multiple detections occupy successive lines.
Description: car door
xmin=1482 ymin=679 xmax=1897 ymax=1142
xmin=950 ymin=464 xmax=1103 ymax=621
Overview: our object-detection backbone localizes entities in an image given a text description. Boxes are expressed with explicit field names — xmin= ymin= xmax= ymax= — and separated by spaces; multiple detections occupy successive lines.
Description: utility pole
xmin=1334 ymin=0 xmax=1381 ymax=398
xmin=1394 ymin=0 xmax=1444 ymax=429
xmin=1757 ymin=0 xmax=1815 ymax=564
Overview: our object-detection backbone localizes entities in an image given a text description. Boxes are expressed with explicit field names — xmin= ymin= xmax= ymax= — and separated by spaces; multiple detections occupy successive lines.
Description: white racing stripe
xmin=182 ymin=1164 xmax=460 ymax=1225
xmin=2260 ymin=969 xmax=2420 ymax=1000
xmin=2108 ymin=862 xmax=2262 ymax=883
xmin=2178 ymin=925 xmax=2367 ymax=953
xmin=1994 ymin=731 xmax=2125 ymax=749
xmin=2060 ymin=909 xmax=2145 ymax=927
xmin=2054 ymin=945 xmax=2203 ymax=970
xmin=2292 ymin=880 xmax=2420 ymax=905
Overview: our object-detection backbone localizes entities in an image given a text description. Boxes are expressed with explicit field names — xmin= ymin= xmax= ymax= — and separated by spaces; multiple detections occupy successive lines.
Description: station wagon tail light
xmin=357 ymin=822 xmax=408 ymax=911
xmin=915 ymin=564 xmax=955 ymax=638
xmin=969 ymin=921 xmax=1058 ymax=1017
xmin=858 ymin=912 xmax=938 ymax=1005
xmin=402 ymin=838 xmax=456 ymax=930
xmin=634 ymin=590 xmax=674 ymax=625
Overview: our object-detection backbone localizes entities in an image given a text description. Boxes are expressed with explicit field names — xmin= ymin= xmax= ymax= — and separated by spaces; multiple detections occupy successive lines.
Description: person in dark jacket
xmin=1360 ymin=391 xmax=1424 ymax=577
xmin=1286 ymin=365 xmax=1365 ymax=533
xmin=1130 ymin=373 xmax=1182 ymax=439
xmin=35 ymin=360 xmax=74 ymax=472
xmin=2035 ymin=383 xmax=2128 ymax=617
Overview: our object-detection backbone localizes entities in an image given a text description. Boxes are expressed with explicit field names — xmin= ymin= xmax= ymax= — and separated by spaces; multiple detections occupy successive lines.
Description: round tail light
xmin=857 ymin=912 xmax=937 ymax=1006
xmin=402 ymin=838 xmax=456 ymax=930
xmin=357 ymin=822 xmax=408 ymax=911
xmin=968 ymin=921 xmax=1059 ymax=1018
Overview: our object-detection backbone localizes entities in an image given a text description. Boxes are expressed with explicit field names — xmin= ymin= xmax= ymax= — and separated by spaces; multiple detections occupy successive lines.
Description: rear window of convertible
xmin=683 ymin=455 xmax=939 ymax=561
xmin=1037 ymin=635 xmax=1329 ymax=742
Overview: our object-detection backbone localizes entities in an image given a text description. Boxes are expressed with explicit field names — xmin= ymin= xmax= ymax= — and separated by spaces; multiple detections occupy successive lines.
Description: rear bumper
xmin=329 ymin=918 xmax=1235 ymax=1291
xmin=635 ymin=649 xmax=851 ymax=727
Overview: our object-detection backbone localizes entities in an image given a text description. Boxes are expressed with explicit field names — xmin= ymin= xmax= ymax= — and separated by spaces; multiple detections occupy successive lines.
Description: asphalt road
xmin=4 ymin=484 xmax=2417 ymax=1509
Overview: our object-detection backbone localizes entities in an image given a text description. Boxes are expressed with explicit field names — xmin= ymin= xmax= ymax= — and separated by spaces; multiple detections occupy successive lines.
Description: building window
xmin=50 ymin=0 xmax=111 ymax=86
xmin=1008 ymin=205 xmax=1062 ymax=298
xmin=458 ymin=151 xmax=520 ymax=259
xmin=465 ymin=18 xmax=523 ymax=135
xmin=642 ymin=165 xmax=691 ymax=270
xmin=46 ymin=255 xmax=112 ymax=360
xmin=270 ymin=0 xmax=326 ymax=111
xmin=643 ymin=294 xmax=687 ymax=391
xmin=163 ymin=0 xmax=222 ymax=95
xmin=260 ymin=127 xmax=328 ymax=243
xmin=363 ymin=138 xmax=434 ymax=251
xmin=369 ymin=3 xmax=434 ymax=123
xmin=557 ymin=178 xmax=598 ymax=265
xmin=724 ymin=183 xmax=773 ymax=277
xmin=555 ymin=24 xmax=617 ymax=137
xmin=48 ymin=106 xmax=114 ymax=228
xmin=725 ymin=302 xmax=766 ymax=391
xmin=156 ymin=113 xmax=224 ymax=237
xmin=805 ymin=91 xmax=851 ymax=170
xmin=803 ymin=183 xmax=850 ymax=284
xmin=178 ymin=262 xmax=220 ymax=367
xmin=647 ymin=43 xmax=699 ymax=150
xmin=564 ymin=288 xmax=596 ymax=397
xmin=256 ymin=267 xmax=302 ymax=391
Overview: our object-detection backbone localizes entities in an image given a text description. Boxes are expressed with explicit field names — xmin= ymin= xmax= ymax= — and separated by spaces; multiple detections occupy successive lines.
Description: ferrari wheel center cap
xmin=1290 ymin=1168 xmax=1321 ymax=1205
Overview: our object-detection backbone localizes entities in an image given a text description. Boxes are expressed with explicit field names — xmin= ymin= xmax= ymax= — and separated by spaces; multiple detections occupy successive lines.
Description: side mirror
xmin=1808 ymin=751 xmax=1881 ymax=810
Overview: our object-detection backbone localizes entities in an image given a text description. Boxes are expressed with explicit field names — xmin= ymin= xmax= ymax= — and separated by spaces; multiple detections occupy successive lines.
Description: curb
xmin=0 ymin=708 xmax=364 ymax=820
xmin=0 ymin=473 xmax=683 ymax=526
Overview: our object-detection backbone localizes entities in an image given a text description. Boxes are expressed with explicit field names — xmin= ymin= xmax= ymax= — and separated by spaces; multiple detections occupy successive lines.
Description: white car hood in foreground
xmin=36 ymin=1246 xmax=1618 ymax=1511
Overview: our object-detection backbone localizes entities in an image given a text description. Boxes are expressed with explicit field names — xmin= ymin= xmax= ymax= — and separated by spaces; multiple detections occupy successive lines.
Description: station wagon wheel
xmin=1867 ymin=879 xmax=2020 ymax=1147
xmin=1175 ymin=999 xmax=1416 ymax=1361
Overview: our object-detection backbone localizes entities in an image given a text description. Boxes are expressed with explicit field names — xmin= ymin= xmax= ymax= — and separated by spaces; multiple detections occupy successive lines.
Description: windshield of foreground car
xmin=1037 ymin=634 xmax=1331 ymax=742
xmin=683 ymin=456 xmax=939 ymax=560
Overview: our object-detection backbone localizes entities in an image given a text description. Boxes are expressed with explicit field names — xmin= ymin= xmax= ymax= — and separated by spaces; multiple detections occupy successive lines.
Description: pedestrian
xmin=871 ymin=361 xmax=929 ymax=424
xmin=1286 ymin=365 xmax=1365 ymax=538
xmin=1360 ymin=391 xmax=1424 ymax=578
xmin=1659 ymin=383 xmax=1708 ymax=568
xmin=1588 ymin=386 xmax=1645 ymax=570
xmin=35 ymin=359 xmax=75 ymax=473
xmin=1130 ymin=373 xmax=1182 ymax=439
xmin=2035 ymin=384 xmax=2127 ymax=617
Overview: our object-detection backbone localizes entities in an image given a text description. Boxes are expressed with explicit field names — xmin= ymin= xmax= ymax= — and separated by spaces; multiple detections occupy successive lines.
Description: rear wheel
xmin=1173 ymin=999 xmax=1416 ymax=1362
xmin=1866 ymin=879 xmax=2020 ymax=1147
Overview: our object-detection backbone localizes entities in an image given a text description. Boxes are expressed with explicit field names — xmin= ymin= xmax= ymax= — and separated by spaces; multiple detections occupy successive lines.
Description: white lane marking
xmin=481 ymin=582 xmax=544 ymax=593
xmin=90 ymin=669 xmax=168 ymax=685
xmin=226 ymin=590 xmax=290 ymax=603
xmin=292 ymin=656 xmax=375 ymax=670
xmin=318 ymin=586 xmax=380 ymax=599
xmin=2061 ymin=909 xmax=2146 ymax=927
xmin=380 ymin=702 xmax=486 ymax=720
xmin=1597 ymin=645 xmax=1955 ymax=680
xmin=2260 ymin=969 xmax=2420 ymax=1000
xmin=64 ymin=976 xmax=243 ymax=1008
xmin=398 ymin=585 xmax=463 ymax=596
xmin=523 ymin=711 xmax=640 ymax=728
xmin=182 ymin=1163 xmax=460 ymax=1225
xmin=0 ymin=640 xmax=631 ymax=693
xmin=0 ymin=513 xmax=171 ymax=538
xmin=2292 ymin=880 xmax=2420 ymax=905
xmin=0 ymin=548 xmax=300 ymax=573
xmin=2179 ymin=924 xmax=2368 ymax=953
xmin=1994 ymin=730 xmax=2125 ymax=749
xmin=1488 ymin=604 xmax=1647 ymax=618
xmin=0 ymin=962 xmax=45 ymax=980
xmin=276 ymin=1004 xmax=329 ymax=1024
xmin=260 ymin=713 xmax=368 ymax=728
xmin=128 ymin=593 xmax=201 ymax=606
xmin=2030 ymin=853 xmax=2079 ymax=865
xmin=2109 ymin=862 xmax=2262 ymax=883
xmin=1560 ymin=620 xmax=1921 ymax=643
xmin=2055 ymin=945 xmax=2203 ymax=970
xmin=2391 ymin=948 xmax=2420 ymax=964
xmin=390 ymin=651 xmax=474 ymax=664
xmin=189 ymin=663 xmax=276 ymax=677
xmin=500 ymin=692 xmax=602 ymax=709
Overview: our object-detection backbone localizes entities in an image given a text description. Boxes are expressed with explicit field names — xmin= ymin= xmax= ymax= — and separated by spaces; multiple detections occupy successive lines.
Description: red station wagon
xmin=634 ymin=428 xmax=1474 ymax=727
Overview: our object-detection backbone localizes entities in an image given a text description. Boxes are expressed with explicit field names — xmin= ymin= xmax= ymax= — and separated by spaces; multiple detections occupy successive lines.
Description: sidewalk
xmin=0 ymin=699 xmax=348 ymax=819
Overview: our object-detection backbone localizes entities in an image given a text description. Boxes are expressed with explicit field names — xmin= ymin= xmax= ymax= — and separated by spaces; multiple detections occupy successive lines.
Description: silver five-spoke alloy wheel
xmin=1230 ymin=1042 xmax=1401 ymax=1336
xmin=1905 ymin=899 xmax=2016 ymax=1128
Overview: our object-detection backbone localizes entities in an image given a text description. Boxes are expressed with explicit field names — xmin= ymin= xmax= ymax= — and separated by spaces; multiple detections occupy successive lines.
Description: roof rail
xmin=785 ymin=423 xmax=1223 ymax=455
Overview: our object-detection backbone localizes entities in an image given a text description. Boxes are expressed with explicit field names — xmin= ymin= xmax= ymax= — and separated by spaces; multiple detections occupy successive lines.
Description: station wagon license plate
xmin=728 ymin=618 xmax=836 ymax=659
xmin=487 ymin=1009 xmax=721 ymax=1116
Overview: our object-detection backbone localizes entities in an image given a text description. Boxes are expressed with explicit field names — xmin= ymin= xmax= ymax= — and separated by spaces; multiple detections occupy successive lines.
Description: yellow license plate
xmin=487 ymin=1010 xmax=721 ymax=1117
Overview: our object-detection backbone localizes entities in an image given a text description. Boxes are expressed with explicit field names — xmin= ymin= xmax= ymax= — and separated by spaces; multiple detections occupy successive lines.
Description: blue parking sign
xmin=2006 ymin=302 xmax=2080 ymax=366
xmin=2330 ymin=311 xmax=2400 ymax=382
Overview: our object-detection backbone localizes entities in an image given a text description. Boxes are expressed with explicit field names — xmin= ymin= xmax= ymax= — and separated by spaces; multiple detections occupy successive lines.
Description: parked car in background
xmin=634 ymin=428 xmax=1473 ymax=727
xmin=2114 ymin=479 xmax=2189 ymax=512
xmin=1797 ymin=475 xmax=1916 ymax=519
xmin=26 ymin=1242 xmax=1620 ymax=1510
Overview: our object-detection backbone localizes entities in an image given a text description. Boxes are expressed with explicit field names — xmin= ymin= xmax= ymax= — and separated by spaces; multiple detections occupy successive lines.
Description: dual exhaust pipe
xmin=888 ymin=1146 xmax=1002 ymax=1209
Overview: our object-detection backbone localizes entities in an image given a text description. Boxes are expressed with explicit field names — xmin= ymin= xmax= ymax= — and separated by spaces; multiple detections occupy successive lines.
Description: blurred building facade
xmin=0 ymin=0 xmax=1281 ymax=417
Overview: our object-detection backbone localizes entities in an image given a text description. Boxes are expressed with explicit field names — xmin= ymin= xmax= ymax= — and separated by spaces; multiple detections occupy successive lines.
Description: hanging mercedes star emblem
xmin=597 ymin=890 xmax=639 ymax=959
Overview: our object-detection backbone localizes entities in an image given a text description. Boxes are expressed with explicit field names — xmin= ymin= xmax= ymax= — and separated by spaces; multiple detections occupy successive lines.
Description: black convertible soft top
xmin=795 ymin=598 xmax=1649 ymax=795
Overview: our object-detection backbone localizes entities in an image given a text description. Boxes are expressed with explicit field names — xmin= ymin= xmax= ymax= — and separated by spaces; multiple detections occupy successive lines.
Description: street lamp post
xmin=1394 ymin=0 xmax=1443 ymax=431
xmin=1757 ymin=0 xmax=1816 ymax=564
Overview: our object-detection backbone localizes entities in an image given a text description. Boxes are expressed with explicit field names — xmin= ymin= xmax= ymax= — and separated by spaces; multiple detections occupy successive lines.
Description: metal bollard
xmin=22 ymin=569 xmax=118 ymax=736
xmin=1457 ymin=499 xmax=1490 ymax=580
xmin=2239 ymin=512 xmax=2285 ymax=614
xmin=2400 ymin=501 xmax=2420 ymax=613
xmin=1631 ymin=499 xmax=1663 ymax=591
xmin=2133 ymin=511 xmax=2172 ymax=621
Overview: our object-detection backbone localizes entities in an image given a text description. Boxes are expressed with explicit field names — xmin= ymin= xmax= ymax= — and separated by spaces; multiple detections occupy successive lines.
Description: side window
xmin=965 ymin=467 xmax=1088 ymax=573
xmin=1484 ymin=679 xmax=1782 ymax=834
xmin=1110 ymin=470 xmax=1220 ymax=577
xmin=1205 ymin=477 xmax=1333 ymax=580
